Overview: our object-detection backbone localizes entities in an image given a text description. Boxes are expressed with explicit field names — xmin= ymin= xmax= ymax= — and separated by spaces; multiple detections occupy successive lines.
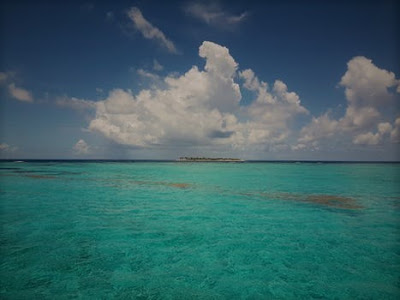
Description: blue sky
xmin=0 ymin=0 xmax=399 ymax=160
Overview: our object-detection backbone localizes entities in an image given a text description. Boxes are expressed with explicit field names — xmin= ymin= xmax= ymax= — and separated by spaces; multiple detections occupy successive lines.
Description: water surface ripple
xmin=1 ymin=162 xmax=399 ymax=299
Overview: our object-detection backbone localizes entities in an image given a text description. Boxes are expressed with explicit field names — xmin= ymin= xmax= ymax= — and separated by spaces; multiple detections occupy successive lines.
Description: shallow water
xmin=1 ymin=161 xmax=399 ymax=299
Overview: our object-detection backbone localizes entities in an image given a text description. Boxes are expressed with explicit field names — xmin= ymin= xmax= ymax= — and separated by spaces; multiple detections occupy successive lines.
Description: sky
xmin=0 ymin=0 xmax=399 ymax=160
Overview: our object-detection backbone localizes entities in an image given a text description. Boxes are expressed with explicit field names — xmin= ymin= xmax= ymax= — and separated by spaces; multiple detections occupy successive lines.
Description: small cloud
xmin=0 ymin=72 xmax=9 ymax=82
xmin=0 ymin=71 xmax=33 ymax=103
xmin=73 ymin=139 xmax=91 ymax=154
xmin=56 ymin=96 xmax=96 ymax=111
xmin=291 ymin=143 xmax=306 ymax=151
xmin=8 ymin=83 xmax=33 ymax=102
xmin=0 ymin=143 xmax=18 ymax=153
xmin=127 ymin=7 xmax=178 ymax=54
xmin=0 ymin=71 xmax=17 ymax=83
xmin=0 ymin=143 xmax=10 ymax=151
xmin=137 ymin=68 xmax=160 ymax=81
xmin=153 ymin=59 xmax=163 ymax=71
xmin=80 ymin=2 xmax=94 ymax=12
xmin=390 ymin=117 xmax=400 ymax=143
xmin=106 ymin=11 xmax=114 ymax=21
xmin=184 ymin=2 xmax=248 ymax=29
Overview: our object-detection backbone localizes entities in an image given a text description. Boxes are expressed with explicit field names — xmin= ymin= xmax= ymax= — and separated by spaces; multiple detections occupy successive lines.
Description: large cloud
xmin=62 ymin=44 xmax=398 ymax=154
xmin=238 ymin=70 xmax=309 ymax=147
xmin=298 ymin=56 xmax=400 ymax=148
xmin=340 ymin=56 xmax=398 ymax=108
xmin=88 ymin=41 xmax=308 ymax=150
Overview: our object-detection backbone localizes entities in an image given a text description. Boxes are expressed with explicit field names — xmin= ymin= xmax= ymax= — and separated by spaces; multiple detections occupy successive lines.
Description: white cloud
xmin=137 ymin=68 xmax=160 ymax=81
xmin=0 ymin=71 xmax=33 ymax=103
xmin=352 ymin=122 xmax=394 ymax=145
xmin=378 ymin=122 xmax=392 ymax=135
xmin=153 ymin=59 xmax=163 ymax=71
xmin=353 ymin=132 xmax=380 ymax=145
xmin=239 ymin=76 xmax=308 ymax=147
xmin=0 ymin=72 xmax=9 ymax=82
xmin=298 ymin=56 xmax=400 ymax=147
xmin=390 ymin=117 xmax=400 ymax=143
xmin=106 ymin=11 xmax=114 ymax=21
xmin=0 ymin=71 xmax=16 ymax=83
xmin=56 ymin=96 xmax=96 ymax=111
xmin=127 ymin=7 xmax=177 ymax=54
xmin=298 ymin=113 xmax=338 ymax=144
xmin=185 ymin=2 xmax=247 ymax=29
xmin=291 ymin=143 xmax=306 ymax=151
xmin=87 ymin=41 xmax=308 ymax=150
xmin=0 ymin=143 xmax=18 ymax=152
xmin=58 ymin=45 xmax=396 ymax=156
xmin=338 ymin=56 xmax=399 ymax=131
xmin=8 ymin=83 xmax=33 ymax=102
xmin=340 ymin=56 xmax=399 ymax=107
xmin=73 ymin=139 xmax=90 ymax=154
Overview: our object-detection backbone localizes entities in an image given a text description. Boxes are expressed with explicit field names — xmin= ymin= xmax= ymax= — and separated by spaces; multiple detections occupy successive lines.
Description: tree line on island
xmin=177 ymin=157 xmax=244 ymax=162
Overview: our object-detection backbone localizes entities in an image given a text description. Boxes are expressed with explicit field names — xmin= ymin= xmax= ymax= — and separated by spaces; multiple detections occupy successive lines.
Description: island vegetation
xmin=177 ymin=157 xmax=244 ymax=162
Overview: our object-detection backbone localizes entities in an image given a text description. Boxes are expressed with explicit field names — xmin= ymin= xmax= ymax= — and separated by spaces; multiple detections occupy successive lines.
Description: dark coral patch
xmin=254 ymin=192 xmax=363 ymax=210
xmin=305 ymin=194 xmax=363 ymax=210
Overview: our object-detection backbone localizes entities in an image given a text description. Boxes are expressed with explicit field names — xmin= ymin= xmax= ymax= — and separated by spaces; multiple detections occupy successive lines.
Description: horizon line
xmin=0 ymin=159 xmax=399 ymax=163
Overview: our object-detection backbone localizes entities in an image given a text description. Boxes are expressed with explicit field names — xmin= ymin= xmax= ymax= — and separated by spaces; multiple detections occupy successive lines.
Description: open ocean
xmin=1 ymin=161 xmax=399 ymax=299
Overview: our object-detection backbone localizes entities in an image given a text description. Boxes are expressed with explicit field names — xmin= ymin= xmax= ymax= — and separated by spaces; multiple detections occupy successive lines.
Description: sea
xmin=1 ymin=160 xmax=399 ymax=299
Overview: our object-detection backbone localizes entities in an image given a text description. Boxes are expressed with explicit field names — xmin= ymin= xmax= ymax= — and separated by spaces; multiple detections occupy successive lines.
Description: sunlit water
xmin=1 ymin=161 xmax=399 ymax=299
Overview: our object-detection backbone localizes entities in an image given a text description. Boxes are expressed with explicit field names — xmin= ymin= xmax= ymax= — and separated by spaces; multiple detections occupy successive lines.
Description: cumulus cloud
xmin=338 ymin=56 xmax=399 ymax=131
xmin=390 ymin=117 xmax=400 ymax=143
xmin=353 ymin=132 xmax=380 ymax=145
xmin=298 ymin=113 xmax=338 ymax=144
xmin=378 ymin=122 xmax=393 ymax=135
xmin=127 ymin=7 xmax=177 ymax=54
xmin=352 ymin=122 xmax=394 ymax=145
xmin=298 ymin=56 xmax=400 ymax=147
xmin=73 ymin=139 xmax=91 ymax=154
xmin=238 ymin=70 xmax=308 ymax=146
xmin=59 ymin=44 xmax=397 ymax=155
xmin=8 ymin=83 xmax=33 ymax=102
xmin=340 ymin=56 xmax=398 ymax=107
xmin=87 ymin=41 xmax=307 ymax=150
xmin=184 ymin=2 xmax=247 ymax=29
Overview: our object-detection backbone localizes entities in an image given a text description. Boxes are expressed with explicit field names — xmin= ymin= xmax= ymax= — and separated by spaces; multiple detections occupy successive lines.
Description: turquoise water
xmin=1 ymin=161 xmax=399 ymax=299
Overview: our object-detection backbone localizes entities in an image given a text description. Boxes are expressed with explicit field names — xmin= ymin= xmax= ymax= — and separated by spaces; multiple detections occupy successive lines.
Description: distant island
xmin=177 ymin=157 xmax=244 ymax=162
